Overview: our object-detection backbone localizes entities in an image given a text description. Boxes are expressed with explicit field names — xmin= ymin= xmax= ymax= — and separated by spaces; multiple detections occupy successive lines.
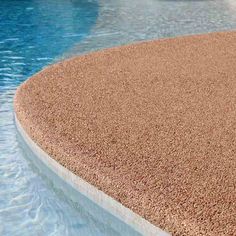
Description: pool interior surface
xmin=1 ymin=0 xmax=236 ymax=235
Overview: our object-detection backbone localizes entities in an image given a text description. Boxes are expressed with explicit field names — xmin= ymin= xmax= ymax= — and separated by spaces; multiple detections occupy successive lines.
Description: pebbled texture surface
xmin=14 ymin=31 xmax=236 ymax=236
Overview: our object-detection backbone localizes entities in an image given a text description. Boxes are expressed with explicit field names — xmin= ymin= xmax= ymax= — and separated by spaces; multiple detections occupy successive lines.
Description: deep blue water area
xmin=0 ymin=0 xmax=98 ymax=90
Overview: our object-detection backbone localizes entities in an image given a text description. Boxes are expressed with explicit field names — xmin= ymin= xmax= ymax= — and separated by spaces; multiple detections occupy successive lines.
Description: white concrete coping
xmin=15 ymin=114 xmax=170 ymax=236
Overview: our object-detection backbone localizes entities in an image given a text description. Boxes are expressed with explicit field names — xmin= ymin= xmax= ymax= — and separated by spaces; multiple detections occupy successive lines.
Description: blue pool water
xmin=1 ymin=0 xmax=236 ymax=235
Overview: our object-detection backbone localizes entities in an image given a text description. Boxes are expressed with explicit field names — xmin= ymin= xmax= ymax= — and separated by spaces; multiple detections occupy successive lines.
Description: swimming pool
xmin=1 ymin=0 xmax=236 ymax=235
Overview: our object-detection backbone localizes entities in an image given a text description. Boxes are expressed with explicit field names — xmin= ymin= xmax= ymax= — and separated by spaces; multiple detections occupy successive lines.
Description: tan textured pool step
xmin=14 ymin=31 xmax=236 ymax=235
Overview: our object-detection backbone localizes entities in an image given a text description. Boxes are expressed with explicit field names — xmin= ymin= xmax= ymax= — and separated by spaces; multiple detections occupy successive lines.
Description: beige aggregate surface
xmin=14 ymin=31 xmax=236 ymax=236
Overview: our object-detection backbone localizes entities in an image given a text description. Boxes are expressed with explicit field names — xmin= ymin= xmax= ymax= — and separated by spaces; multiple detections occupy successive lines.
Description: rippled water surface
xmin=66 ymin=0 xmax=236 ymax=56
xmin=1 ymin=0 xmax=236 ymax=235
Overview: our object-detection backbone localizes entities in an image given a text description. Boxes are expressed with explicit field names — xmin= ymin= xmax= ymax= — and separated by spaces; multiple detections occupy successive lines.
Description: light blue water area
xmin=1 ymin=0 xmax=236 ymax=235
xmin=67 ymin=0 xmax=236 ymax=56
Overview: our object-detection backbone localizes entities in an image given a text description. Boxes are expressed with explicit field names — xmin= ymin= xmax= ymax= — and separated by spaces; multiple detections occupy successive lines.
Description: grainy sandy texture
xmin=14 ymin=31 xmax=236 ymax=236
